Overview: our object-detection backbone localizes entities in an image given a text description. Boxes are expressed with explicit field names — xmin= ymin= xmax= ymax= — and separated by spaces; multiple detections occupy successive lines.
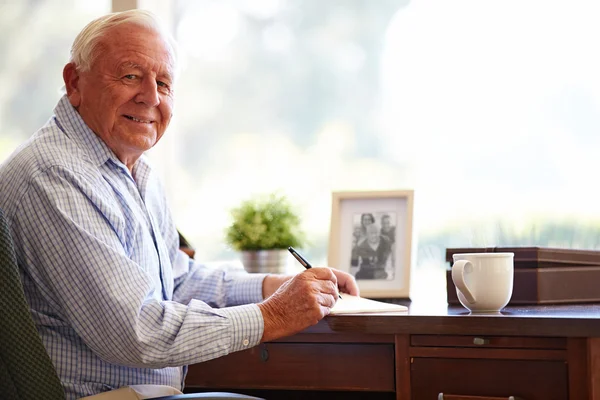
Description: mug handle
xmin=451 ymin=260 xmax=477 ymax=304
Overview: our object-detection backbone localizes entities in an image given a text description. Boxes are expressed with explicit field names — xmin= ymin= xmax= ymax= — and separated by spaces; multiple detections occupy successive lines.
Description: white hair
xmin=69 ymin=9 xmax=178 ymax=73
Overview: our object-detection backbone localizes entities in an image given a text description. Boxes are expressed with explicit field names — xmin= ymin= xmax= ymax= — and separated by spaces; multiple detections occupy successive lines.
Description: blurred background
xmin=2 ymin=0 xmax=600 ymax=298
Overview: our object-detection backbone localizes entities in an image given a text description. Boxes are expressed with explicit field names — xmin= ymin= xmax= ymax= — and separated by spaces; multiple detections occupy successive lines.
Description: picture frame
xmin=328 ymin=190 xmax=414 ymax=299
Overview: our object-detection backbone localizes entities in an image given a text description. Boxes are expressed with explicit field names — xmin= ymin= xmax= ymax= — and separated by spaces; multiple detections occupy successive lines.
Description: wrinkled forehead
xmin=99 ymin=22 xmax=177 ymax=77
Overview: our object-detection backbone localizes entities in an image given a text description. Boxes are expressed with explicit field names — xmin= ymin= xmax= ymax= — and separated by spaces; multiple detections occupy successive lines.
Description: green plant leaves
xmin=225 ymin=193 xmax=305 ymax=251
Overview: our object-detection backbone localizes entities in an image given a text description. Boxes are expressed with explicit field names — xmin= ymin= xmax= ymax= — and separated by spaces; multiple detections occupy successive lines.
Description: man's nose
xmin=135 ymin=77 xmax=160 ymax=107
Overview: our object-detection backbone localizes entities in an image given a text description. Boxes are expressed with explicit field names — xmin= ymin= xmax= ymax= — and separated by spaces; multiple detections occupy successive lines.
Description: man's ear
xmin=63 ymin=63 xmax=81 ymax=108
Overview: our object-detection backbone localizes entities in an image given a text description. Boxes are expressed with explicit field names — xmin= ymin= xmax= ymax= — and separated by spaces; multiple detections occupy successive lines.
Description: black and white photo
xmin=350 ymin=212 xmax=397 ymax=280
xmin=329 ymin=190 xmax=414 ymax=298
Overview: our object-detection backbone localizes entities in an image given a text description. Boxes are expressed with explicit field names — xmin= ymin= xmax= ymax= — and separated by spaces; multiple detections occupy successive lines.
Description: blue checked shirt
xmin=0 ymin=95 xmax=266 ymax=399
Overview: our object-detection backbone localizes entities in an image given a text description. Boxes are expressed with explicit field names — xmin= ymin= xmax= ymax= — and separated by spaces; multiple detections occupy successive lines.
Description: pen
xmin=288 ymin=246 xmax=342 ymax=299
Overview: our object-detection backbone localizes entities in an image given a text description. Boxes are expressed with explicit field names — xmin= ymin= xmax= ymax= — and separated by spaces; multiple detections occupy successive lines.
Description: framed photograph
xmin=328 ymin=190 xmax=414 ymax=299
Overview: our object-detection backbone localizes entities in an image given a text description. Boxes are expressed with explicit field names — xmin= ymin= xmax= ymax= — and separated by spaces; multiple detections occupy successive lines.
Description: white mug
xmin=451 ymin=252 xmax=514 ymax=312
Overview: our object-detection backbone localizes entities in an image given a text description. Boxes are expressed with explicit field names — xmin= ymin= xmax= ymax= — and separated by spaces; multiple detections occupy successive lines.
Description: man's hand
xmin=330 ymin=268 xmax=360 ymax=297
xmin=258 ymin=267 xmax=341 ymax=342
xmin=262 ymin=274 xmax=293 ymax=299
xmin=261 ymin=268 xmax=359 ymax=300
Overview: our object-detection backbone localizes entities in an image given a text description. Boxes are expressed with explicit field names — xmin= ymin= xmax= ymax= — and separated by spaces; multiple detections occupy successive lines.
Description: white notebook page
xmin=330 ymin=294 xmax=408 ymax=315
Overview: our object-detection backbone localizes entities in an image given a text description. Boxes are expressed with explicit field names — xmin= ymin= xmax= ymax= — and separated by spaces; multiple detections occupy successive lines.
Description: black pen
xmin=288 ymin=246 xmax=342 ymax=299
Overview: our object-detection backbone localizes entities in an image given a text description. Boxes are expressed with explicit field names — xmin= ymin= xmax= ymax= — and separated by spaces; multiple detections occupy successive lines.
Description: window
xmin=0 ymin=0 xmax=110 ymax=160
xmin=6 ymin=1 xmax=600 ymax=299
xmin=141 ymin=0 xmax=600 ymax=274
xmin=142 ymin=0 xmax=415 ymax=264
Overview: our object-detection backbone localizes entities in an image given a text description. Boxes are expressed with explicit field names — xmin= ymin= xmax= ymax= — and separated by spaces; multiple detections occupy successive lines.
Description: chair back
xmin=0 ymin=207 xmax=65 ymax=399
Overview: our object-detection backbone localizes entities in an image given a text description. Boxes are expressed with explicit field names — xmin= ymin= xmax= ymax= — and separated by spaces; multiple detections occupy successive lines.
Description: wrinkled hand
xmin=258 ymin=267 xmax=339 ymax=342
xmin=262 ymin=274 xmax=293 ymax=299
xmin=330 ymin=268 xmax=359 ymax=297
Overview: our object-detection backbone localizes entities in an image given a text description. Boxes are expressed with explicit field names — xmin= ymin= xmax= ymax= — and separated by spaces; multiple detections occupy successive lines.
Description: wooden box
xmin=445 ymin=247 xmax=600 ymax=305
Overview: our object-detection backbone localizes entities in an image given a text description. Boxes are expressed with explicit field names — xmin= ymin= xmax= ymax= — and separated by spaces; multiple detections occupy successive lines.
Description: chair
xmin=0 ymin=207 xmax=261 ymax=400
xmin=178 ymin=230 xmax=196 ymax=259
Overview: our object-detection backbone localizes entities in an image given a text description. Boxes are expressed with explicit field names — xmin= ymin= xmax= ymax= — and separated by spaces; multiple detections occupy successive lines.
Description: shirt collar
xmin=53 ymin=94 xmax=152 ymax=179
xmin=54 ymin=95 xmax=117 ymax=168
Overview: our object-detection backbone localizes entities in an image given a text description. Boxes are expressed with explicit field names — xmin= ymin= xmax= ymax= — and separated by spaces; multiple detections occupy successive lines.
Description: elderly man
xmin=355 ymin=223 xmax=393 ymax=280
xmin=0 ymin=10 xmax=358 ymax=399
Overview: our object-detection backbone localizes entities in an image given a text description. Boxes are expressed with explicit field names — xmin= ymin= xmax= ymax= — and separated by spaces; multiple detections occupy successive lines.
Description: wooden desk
xmin=185 ymin=302 xmax=600 ymax=400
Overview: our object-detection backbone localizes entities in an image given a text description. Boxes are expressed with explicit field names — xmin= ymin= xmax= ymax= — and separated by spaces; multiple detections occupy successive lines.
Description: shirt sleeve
xmin=16 ymin=166 xmax=264 ymax=369
xmin=171 ymin=249 xmax=267 ymax=307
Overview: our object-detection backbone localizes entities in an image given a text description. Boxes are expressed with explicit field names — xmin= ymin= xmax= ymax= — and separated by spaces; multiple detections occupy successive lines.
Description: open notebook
xmin=330 ymin=294 xmax=408 ymax=315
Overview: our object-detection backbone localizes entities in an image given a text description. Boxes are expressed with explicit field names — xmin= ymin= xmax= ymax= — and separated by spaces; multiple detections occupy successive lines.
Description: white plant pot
xmin=241 ymin=249 xmax=289 ymax=274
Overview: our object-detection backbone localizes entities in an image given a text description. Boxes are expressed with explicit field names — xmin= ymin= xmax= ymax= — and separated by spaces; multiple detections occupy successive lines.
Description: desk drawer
xmin=186 ymin=343 xmax=395 ymax=391
xmin=411 ymin=358 xmax=568 ymax=400
xmin=411 ymin=335 xmax=566 ymax=350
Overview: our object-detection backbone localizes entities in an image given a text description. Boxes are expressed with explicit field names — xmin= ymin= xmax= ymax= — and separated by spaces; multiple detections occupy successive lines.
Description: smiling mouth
xmin=124 ymin=115 xmax=153 ymax=124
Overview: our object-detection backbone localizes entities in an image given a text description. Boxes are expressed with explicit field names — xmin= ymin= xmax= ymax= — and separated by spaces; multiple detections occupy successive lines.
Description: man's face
xmin=382 ymin=216 xmax=390 ymax=230
xmin=367 ymin=226 xmax=379 ymax=245
xmin=65 ymin=23 xmax=175 ymax=168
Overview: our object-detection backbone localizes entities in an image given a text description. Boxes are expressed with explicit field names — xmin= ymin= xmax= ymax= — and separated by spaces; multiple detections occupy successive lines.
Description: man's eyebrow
xmin=118 ymin=61 xmax=143 ymax=72
xmin=158 ymin=70 xmax=174 ymax=83
xmin=159 ymin=63 xmax=175 ymax=82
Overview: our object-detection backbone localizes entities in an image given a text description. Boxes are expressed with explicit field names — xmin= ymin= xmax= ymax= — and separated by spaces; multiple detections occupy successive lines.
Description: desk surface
xmin=304 ymin=301 xmax=600 ymax=338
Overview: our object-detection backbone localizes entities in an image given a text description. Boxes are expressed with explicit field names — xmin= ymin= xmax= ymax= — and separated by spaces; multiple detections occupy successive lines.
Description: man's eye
xmin=124 ymin=74 xmax=136 ymax=80
xmin=157 ymin=81 xmax=172 ymax=94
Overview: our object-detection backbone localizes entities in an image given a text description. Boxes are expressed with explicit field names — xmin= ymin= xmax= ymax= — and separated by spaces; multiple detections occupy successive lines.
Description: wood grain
xmin=323 ymin=303 xmax=600 ymax=337
xmin=590 ymin=338 xmax=600 ymax=400
xmin=411 ymin=358 xmax=567 ymax=400
xmin=438 ymin=395 xmax=522 ymax=400
xmin=567 ymin=338 xmax=589 ymax=400
xmin=185 ymin=303 xmax=600 ymax=398
xmin=409 ymin=347 xmax=566 ymax=361
xmin=411 ymin=335 xmax=566 ymax=349
xmin=394 ymin=334 xmax=410 ymax=400
xmin=185 ymin=342 xmax=395 ymax=392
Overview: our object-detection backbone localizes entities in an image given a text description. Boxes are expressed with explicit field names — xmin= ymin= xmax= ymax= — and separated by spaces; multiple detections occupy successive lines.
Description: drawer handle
xmin=260 ymin=347 xmax=269 ymax=362
xmin=438 ymin=394 xmax=523 ymax=400
xmin=473 ymin=337 xmax=489 ymax=346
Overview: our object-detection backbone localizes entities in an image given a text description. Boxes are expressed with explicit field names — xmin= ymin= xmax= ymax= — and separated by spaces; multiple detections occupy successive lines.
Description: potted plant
xmin=225 ymin=193 xmax=306 ymax=273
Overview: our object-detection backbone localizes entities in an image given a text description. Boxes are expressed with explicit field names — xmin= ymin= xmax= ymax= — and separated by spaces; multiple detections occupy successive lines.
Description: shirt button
xmin=242 ymin=338 xmax=249 ymax=346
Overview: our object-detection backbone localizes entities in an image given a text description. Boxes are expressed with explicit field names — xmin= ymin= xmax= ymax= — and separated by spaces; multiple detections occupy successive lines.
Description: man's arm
xmin=171 ymin=249 xmax=268 ymax=307
xmin=171 ymin=257 xmax=358 ymax=344
xmin=17 ymin=168 xmax=264 ymax=368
